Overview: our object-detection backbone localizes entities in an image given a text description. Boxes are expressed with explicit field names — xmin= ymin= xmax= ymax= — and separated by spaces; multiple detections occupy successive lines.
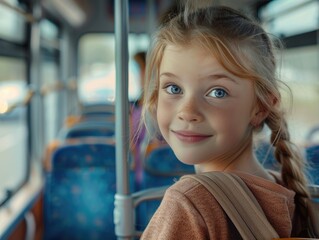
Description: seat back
xmin=80 ymin=103 xmax=115 ymax=117
xmin=44 ymin=143 xmax=118 ymax=240
xmin=305 ymin=145 xmax=319 ymax=184
xmin=254 ymin=141 xmax=280 ymax=171
xmin=58 ymin=121 xmax=115 ymax=140
xmin=142 ymin=145 xmax=195 ymax=188
xmin=136 ymin=145 xmax=195 ymax=231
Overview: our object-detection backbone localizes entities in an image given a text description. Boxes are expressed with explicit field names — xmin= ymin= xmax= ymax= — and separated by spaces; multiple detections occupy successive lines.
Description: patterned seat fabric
xmin=51 ymin=143 xmax=115 ymax=170
xmin=136 ymin=145 xmax=195 ymax=231
xmin=305 ymin=144 xmax=319 ymax=184
xmin=44 ymin=143 xmax=133 ymax=240
xmin=254 ymin=141 xmax=280 ymax=171
xmin=142 ymin=145 xmax=195 ymax=188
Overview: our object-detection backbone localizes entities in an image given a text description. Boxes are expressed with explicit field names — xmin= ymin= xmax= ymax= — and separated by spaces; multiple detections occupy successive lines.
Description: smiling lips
xmin=173 ymin=130 xmax=212 ymax=143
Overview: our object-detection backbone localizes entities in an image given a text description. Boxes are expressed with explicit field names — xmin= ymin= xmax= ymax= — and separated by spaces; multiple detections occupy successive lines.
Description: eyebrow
xmin=159 ymin=72 xmax=178 ymax=79
xmin=159 ymin=72 xmax=238 ymax=84
xmin=204 ymin=74 xmax=239 ymax=84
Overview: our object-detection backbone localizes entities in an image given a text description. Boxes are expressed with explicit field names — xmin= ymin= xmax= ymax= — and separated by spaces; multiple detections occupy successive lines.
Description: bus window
xmin=78 ymin=33 xmax=149 ymax=104
xmin=0 ymin=58 xmax=28 ymax=206
xmin=260 ymin=0 xmax=319 ymax=144
xmin=0 ymin=0 xmax=27 ymax=43
xmin=0 ymin=0 xmax=30 ymax=207
xmin=281 ymin=45 xmax=319 ymax=144
xmin=260 ymin=0 xmax=319 ymax=38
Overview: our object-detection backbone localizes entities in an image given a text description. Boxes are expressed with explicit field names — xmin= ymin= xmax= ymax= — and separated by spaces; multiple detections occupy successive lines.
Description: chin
xmin=175 ymin=153 xmax=201 ymax=166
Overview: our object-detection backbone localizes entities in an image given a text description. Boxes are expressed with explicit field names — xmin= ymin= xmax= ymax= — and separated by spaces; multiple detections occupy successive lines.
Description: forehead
xmin=159 ymin=44 xmax=228 ymax=76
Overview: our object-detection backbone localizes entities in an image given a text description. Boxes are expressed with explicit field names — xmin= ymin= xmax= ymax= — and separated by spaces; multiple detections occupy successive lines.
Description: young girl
xmin=140 ymin=3 xmax=317 ymax=240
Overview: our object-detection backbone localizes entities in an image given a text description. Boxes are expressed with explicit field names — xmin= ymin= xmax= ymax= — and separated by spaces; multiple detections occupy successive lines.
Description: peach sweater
xmin=141 ymin=172 xmax=296 ymax=240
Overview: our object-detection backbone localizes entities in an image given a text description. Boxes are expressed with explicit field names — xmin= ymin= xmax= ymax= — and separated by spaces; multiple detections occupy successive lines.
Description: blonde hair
xmin=142 ymin=4 xmax=311 ymax=228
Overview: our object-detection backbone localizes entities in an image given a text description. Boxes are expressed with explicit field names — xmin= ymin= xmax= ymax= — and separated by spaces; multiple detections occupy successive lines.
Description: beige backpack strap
xmin=182 ymin=172 xmax=279 ymax=240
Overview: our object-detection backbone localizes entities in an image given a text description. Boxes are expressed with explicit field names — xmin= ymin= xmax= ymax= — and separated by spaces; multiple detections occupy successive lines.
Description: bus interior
xmin=0 ymin=0 xmax=318 ymax=239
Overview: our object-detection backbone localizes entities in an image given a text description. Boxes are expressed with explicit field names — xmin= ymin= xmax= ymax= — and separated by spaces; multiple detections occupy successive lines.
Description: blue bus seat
xmin=254 ymin=141 xmax=280 ymax=171
xmin=305 ymin=144 xmax=319 ymax=184
xmin=44 ymin=142 xmax=133 ymax=240
xmin=58 ymin=121 xmax=115 ymax=140
xmin=81 ymin=114 xmax=115 ymax=124
xmin=80 ymin=103 xmax=115 ymax=117
xmin=136 ymin=145 xmax=195 ymax=231
xmin=142 ymin=145 xmax=195 ymax=188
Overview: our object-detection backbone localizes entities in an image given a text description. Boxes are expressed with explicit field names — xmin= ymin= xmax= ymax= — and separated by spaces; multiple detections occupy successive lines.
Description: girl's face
xmin=157 ymin=44 xmax=258 ymax=171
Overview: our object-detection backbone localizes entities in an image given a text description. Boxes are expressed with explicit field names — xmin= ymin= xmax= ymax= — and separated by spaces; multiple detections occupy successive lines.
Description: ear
xmin=250 ymin=104 xmax=269 ymax=128
xmin=251 ymin=94 xmax=277 ymax=128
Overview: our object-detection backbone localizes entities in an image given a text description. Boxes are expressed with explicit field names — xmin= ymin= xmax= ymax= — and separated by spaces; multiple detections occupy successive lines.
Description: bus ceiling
xmin=40 ymin=0 xmax=270 ymax=30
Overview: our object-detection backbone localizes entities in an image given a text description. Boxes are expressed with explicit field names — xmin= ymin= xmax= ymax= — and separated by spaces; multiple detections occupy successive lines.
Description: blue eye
xmin=208 ymin=88 xmax=228 ymax=98
xmin=166 ymin=85 xmax=182 ymax=94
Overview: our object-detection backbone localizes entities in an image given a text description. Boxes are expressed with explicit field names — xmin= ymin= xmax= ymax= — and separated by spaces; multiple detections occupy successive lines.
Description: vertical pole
xmin=30 ymin=0 xmax=42 ymax=161
xmin=114 ymin=0 xmax=134 ymax=239
xmin=115 ymin=0 xmax=129 ymax=202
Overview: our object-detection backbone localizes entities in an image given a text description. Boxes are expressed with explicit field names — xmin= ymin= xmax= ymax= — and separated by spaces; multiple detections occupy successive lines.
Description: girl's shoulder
xmin=235 ymin=171 xmax=295 ymax=200
xmin=167 ymin=171 xmax=296 ymax=214
xmin=171 ymin=171 xmax=294 ymax=199
xmin=167 ymin=175 xmax=203 ymax=194
xmin=165 ymin=171 xmax=296 ymax=237
xmin=164 ymin=176 xmax=219 ymax=209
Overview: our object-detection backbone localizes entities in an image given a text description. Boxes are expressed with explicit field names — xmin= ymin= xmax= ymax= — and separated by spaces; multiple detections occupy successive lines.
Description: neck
xmin=194 ymin=131 xmax=276 ymax=182
xmin=195 ymin=148 xmax=276 ymax=183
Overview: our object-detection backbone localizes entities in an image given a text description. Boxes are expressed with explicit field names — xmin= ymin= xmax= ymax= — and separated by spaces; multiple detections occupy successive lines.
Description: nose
xmin=177 ymin=98 xmax=203 ymax=123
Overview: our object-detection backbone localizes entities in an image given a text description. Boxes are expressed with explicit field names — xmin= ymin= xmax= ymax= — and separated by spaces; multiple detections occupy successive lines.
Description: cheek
xmin=156 ymin=96 xmax=172 ymax=134
xmin=215 ymin=105 xmax=252 ymax=134
xmin=229 ymin=100 xmax=253 ymax=122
